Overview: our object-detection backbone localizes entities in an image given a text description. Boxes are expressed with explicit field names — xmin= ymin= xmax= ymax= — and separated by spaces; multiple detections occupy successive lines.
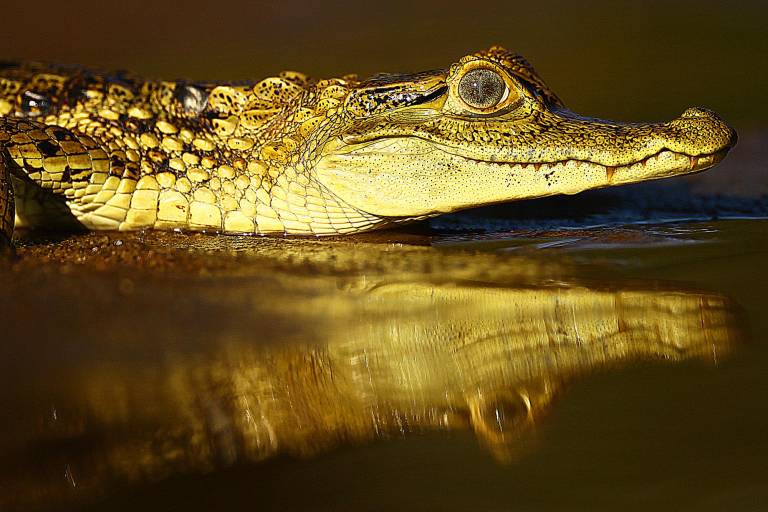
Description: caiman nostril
xmin=671 ymin=107 xmax=736 ymax=148
xmin=680 ymin=107 xmax=719 ymax=120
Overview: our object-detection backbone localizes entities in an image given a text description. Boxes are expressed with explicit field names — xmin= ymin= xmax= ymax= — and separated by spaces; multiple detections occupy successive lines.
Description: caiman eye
xmin=20 ymin=90 xmax=52 ymax=117
xmin=458 ymin=69 xmax=506 ymax=109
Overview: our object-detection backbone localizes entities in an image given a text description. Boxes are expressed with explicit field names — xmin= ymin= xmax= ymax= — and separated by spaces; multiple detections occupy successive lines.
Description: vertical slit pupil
xmin=458 ymin=69 xmax=505 ymax=109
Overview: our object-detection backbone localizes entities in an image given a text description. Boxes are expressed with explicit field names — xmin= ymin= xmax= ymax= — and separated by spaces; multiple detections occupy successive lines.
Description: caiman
xmin=0 ymin=46 xmax=736 ymax=249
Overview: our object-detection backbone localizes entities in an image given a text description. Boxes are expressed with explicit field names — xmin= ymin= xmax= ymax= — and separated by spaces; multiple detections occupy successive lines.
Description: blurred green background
xmin=2 ymin=0 xmax=765 ymax=127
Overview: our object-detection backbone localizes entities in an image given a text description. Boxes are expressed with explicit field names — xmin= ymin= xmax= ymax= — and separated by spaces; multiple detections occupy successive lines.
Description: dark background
xmin=1 ymin=3 xmax=767 ymax=511
xmin=2 ymin=0 xmax=766 ymax=128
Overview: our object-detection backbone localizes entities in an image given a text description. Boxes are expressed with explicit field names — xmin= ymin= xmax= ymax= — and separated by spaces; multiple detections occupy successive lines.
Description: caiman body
xmin=0 ymin=47 xmax=736 ymax=246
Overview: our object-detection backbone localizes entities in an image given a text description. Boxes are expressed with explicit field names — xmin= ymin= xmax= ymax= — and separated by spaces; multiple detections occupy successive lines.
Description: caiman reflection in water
xmin=0 ymin=235 xmax=741 ymax=508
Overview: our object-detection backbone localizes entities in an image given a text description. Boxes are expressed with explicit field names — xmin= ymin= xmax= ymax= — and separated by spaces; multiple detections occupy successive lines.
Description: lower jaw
xmin=427 ymin=146 xmax=734 ymax=210
xmin=451 ymin=147 xmax=731 ymax=187
xmin=603 ymin=147 xmax=730 ymax=185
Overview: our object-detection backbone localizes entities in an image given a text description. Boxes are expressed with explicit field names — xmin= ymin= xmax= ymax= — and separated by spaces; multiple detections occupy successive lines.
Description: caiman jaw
xmin=440 ymin=106 xmax=737 ymax=187
xmin=316 ymin=105 xmax=736 ymax=219
xmin=444 ymin=146 xmax=730 ymax=187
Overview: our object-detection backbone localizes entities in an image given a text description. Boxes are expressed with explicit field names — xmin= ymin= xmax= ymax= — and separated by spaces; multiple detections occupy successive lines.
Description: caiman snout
xmin=666 ymin=106 xmax=737 ymax=155
xmin=680 ymin=107 xmax=720 ymax=119
xmin=591 ymin=106 xmax=737 ymax=187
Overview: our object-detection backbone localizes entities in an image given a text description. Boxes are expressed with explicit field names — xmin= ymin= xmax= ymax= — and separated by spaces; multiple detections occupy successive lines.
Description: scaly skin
xmin=0 ymin=47 xmax=736 ymax=245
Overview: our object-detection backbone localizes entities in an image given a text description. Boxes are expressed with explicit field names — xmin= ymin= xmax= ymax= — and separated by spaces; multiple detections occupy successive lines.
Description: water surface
xmin=0 ymin=216 xmax=765 ymax=511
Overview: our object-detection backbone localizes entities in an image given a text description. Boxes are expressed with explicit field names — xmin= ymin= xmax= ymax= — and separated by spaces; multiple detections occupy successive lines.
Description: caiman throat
xmin=0 ymin=46 xmax=736 ymax=244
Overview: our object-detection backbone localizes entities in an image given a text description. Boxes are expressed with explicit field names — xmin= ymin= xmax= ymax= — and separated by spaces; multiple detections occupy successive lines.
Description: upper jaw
xmin=427 ymin=105 xmax=737 ymax=172
xmin=338 ymin=104 xmax=736 ymax=174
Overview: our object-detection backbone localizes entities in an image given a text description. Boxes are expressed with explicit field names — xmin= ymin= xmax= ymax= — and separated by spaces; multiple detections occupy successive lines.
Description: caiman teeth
xmin=438 ymin=145 xmax=722 ymax=174
xmin=689 ymin=155 xmax=699 ymax=168
xmin=504 ymin=148 xmax=723 ymax=174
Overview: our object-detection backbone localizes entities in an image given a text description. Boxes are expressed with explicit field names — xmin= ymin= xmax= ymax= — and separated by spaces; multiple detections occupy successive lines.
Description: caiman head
xmin=310 ymin=46 xmax=736 ymax=221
